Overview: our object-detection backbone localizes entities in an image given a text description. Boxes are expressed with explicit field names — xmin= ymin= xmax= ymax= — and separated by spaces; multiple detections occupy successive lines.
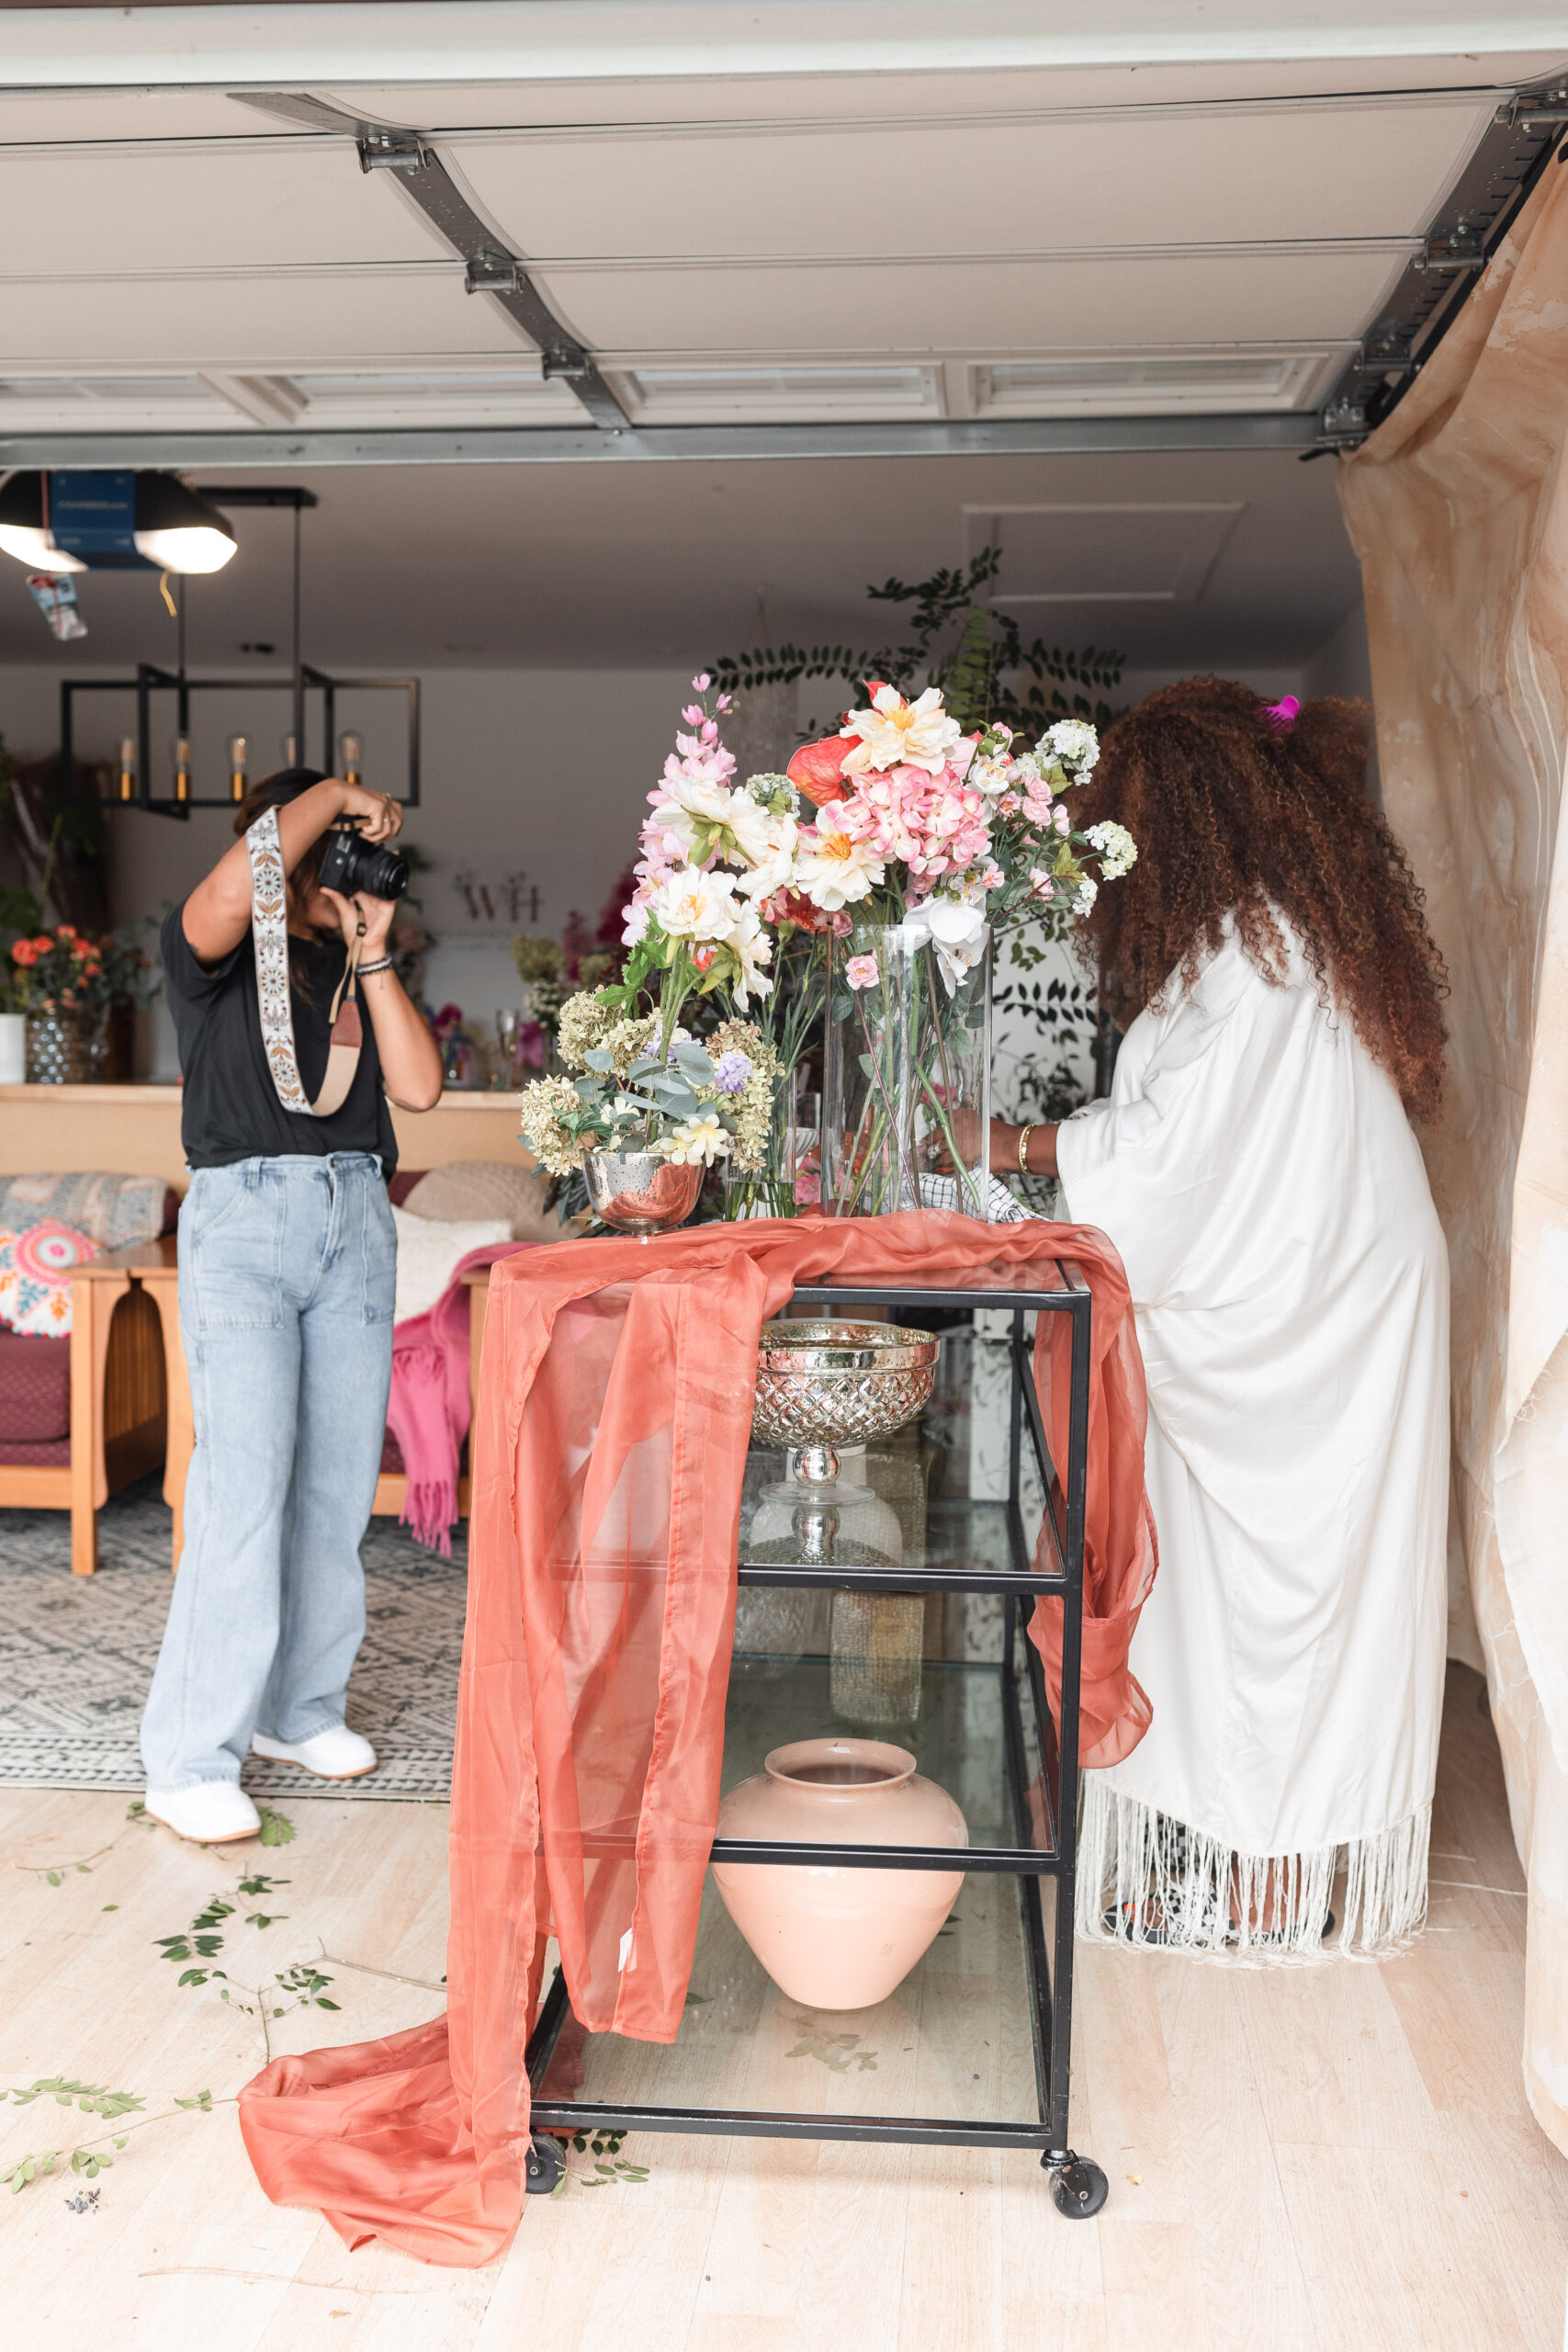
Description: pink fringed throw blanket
xmin=385 ymin=1243 xmax=532 ymax=1555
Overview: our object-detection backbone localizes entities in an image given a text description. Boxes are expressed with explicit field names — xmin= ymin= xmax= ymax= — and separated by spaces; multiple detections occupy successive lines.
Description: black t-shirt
xmin=161 ymin=903 xmax=398 ymax=1173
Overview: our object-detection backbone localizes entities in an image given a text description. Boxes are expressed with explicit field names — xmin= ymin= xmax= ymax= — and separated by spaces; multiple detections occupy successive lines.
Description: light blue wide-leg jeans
xmin=140 ymin=1152 xmax=396 ymax=1791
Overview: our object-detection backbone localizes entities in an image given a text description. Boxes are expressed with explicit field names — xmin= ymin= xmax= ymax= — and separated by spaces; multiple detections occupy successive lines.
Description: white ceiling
xmin=0 ymin=449 xmax=1365 ymax=673
xmin=0 ymin=37 xmax=1557 ymax=429
xmin=0 ymin=5 xmax=1562 ymax=671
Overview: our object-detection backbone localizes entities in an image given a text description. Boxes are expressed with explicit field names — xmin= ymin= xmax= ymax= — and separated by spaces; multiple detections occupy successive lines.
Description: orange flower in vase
xmin=785 ymin=735 xmax=852 ymax=808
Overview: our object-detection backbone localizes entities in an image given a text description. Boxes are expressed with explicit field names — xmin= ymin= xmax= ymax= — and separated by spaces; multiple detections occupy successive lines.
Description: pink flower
xmin=682 ymin=703 xmax=704 ymax=724
xmin=622 ymin=900 xmax=651 ymax=945
xmin=845 ymin=953 xmax=879 ymax=990
xmin=692 ymin=672 xmax=712 ymax=692
xmin=1029 ymin=869 xmax=1056 ymax=900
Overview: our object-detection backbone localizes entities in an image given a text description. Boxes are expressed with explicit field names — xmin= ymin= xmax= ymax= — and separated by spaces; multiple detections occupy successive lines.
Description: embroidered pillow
xmin=0 ymin=1221 xmax=102 ymax=1338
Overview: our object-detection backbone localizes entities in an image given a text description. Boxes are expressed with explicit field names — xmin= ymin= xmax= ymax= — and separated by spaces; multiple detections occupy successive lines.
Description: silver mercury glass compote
xmin=750 ymin=1320 xmax=941 ymax=1564
xmin=582 ymin=1149 xmax=705 ymax=1240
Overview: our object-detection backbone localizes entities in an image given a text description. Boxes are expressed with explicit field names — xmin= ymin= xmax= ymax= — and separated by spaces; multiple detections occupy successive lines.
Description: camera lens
xmin=348 ymin=838 xmax=411 ymax=900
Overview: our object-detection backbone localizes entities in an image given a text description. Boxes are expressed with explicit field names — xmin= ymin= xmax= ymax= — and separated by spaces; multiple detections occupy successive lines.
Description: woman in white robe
xmin=995 ymin=678 xmax=1450 ymax=1959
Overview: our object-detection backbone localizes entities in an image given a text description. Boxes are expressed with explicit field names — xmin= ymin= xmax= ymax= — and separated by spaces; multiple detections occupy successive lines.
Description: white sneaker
xmin=251 ymin=1724 xmax=377 ymax=1780
xmin=144 ymin=1782 xmax=261 ymax=1844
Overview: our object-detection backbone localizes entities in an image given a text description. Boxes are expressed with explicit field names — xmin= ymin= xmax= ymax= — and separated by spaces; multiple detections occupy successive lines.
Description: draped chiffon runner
xmin=239 ymin=1212 xmax=1156 ymax=2267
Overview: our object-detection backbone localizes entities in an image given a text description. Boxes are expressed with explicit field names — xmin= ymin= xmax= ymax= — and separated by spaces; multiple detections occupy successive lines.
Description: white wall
xmin=0 ymin=662 xmax=710 ymax=1075
xmin=2 ymin=648 xmax=1323 ymax=1080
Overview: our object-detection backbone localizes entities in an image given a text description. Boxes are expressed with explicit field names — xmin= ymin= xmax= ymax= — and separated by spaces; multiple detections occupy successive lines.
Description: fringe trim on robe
xmin=1075 ymin=1776 xmax=1430 ymax=1965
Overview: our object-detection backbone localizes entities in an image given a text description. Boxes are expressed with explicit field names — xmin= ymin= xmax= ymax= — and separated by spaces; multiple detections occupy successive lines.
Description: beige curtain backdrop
xmin=1340 ymin=164 xmax=1568 ymax=2157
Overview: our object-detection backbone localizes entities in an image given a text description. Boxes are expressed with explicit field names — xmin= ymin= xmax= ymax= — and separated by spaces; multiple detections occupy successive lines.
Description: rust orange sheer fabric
xmin=239 ymin=1213 xmax=1155 ymax=2267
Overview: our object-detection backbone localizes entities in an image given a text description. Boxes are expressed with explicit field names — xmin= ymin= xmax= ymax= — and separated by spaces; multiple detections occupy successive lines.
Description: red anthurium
xmin=785 ymin=736 xmax=851 ymax=808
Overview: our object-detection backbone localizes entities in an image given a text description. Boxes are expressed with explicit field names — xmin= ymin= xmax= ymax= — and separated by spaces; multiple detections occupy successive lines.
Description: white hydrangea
xmin=1036 ymin=720 xmax=1100 ymax=779
xmin=1073 ymin=876 xmax=1099 ymax=917
xmin=1086 ymin=820 xmax=1138 ymax=880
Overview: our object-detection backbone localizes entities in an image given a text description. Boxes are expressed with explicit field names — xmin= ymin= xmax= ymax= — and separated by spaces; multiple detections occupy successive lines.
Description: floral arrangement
xmin=513 ymin=670 xmax=1134 ymax=1222
xmin=517 ymin=998 xmax=781 ymax=1177
xmin=7 ymin=924 xmax=107 ymax=1016
xmin=782 ymin=684 xmax=1132 ymax=985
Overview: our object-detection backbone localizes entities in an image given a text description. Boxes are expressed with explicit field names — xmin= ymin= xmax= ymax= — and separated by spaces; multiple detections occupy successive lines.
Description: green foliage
xmin=257 ymin=1805 xmax=297 ymax=1848
xmin=710 ymin=548 xmax=1125 ymax=742
xmin=1 ymin=2079 xmax=144 ymax=2121
xmin=993 ymin=960 xmax=1098 ymax=1125
xmin=784 ymin=2025 xmax=879 ymax=2074
xmin=0 ymin=2084 xmax=217 ymax=2195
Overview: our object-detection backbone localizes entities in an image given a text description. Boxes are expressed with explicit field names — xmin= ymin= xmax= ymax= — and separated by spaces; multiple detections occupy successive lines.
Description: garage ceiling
xmin=0 ymin=9 xmax=1562 ymax=445
xmin=0 ymin=4 xmax=1562 ymax=672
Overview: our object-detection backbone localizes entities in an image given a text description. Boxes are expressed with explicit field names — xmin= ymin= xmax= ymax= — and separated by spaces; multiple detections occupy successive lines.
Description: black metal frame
xmin=58 ymin=664 xmax=422 ymax=818
xmin=524 ymin=1264 xmax=1108 ymax=2218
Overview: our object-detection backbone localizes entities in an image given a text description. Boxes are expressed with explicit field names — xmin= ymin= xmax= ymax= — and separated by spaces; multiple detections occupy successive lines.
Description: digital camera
xmin=317 ymin=818 xmax=410 ymax=902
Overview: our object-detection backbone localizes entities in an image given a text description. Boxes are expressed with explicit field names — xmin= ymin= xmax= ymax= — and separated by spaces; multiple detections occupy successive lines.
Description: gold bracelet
xmin=1018 ymin=1123 xmax=1035 ymax=1176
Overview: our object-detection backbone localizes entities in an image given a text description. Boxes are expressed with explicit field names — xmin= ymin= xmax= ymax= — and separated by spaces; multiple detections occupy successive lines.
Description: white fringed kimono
xmin=1056 ymin=918 xmax=1449 ymax=1960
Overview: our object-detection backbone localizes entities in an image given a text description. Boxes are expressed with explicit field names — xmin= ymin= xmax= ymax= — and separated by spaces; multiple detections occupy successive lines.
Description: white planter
xmin=0 ymin=1013 xmax=25 ymax=1084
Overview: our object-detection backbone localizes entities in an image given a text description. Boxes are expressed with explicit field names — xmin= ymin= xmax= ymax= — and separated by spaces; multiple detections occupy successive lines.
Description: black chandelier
xmin=54 ymin=484 xmax=420 ymax=818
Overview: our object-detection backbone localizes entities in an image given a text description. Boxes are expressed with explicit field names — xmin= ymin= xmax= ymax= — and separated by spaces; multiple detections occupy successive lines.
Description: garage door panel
xmin=0 ymin=146 xmax=436 ymax=273
xmin=0 ymin=272 xmax=529 ymax=368
xmin=538 ymin=249 xmax=1409 ymax=358
xmin=455 ymin=99 xmax=1490 ymax=262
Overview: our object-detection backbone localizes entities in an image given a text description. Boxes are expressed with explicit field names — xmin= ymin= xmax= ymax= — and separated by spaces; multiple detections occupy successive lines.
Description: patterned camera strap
xmin=245 ymin=806 xmax=364 ymax=1118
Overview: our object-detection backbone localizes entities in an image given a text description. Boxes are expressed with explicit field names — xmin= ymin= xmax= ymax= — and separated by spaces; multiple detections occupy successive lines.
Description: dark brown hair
xmin=1073 ymin=676 xmax=1447 ymax=1122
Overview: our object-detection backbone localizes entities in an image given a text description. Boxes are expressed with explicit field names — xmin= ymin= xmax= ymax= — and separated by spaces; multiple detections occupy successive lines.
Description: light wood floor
xmin=0 ymin=1662 xmax=1562 ymax=2352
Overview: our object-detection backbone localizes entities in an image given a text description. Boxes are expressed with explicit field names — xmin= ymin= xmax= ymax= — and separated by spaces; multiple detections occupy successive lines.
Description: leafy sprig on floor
xmin=784 ymin=2019 xmax=879 ymax=2073
xmin=0 ymin=2082 xmax=219 ymax=2197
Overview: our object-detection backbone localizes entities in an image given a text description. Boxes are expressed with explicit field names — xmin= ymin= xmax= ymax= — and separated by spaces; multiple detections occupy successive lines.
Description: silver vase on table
xmin=583 ymin=1149 xmax=704 ymax=1240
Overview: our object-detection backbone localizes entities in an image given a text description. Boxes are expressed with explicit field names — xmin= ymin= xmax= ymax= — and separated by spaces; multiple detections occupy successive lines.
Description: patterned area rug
xmin=0 ymin=1476 xmax=464 ymax=1800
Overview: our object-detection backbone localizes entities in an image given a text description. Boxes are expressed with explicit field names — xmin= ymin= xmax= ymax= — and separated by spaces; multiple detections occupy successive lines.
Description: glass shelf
xmin=722 ymin=1652 xmax=1017 ymax=1851
xmin=536 ymin=1652 xmax=1057 ymax=2133
xmin=737 ymin=1452 xmax=1055 ymax=1591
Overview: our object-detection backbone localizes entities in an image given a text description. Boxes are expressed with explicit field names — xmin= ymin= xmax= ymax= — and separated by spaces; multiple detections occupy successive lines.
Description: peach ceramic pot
xmin=712 ymin=1736 xmax=968 ymax=2009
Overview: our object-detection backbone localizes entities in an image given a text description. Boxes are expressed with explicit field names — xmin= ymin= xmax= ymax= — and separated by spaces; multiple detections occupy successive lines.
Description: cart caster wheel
xmin=1045 ymin=2153 xmax=1108 ymax=2219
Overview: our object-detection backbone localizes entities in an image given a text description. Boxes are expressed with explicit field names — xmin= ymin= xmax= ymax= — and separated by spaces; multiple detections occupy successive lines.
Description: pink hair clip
xmin=1261 ymin=695 xmax=1301 ymax=733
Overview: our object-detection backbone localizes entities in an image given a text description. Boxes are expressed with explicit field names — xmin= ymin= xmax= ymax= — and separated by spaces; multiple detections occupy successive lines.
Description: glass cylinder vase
xmin=823 ymin=920 xmax=992 ymax=1219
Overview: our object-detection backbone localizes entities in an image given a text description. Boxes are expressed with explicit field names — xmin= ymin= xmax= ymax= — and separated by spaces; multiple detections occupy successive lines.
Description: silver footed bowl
xmin=583 ymin=1148 xmax=704 ymax=1239
xmin=751 ymin=1320 xmax=941 ymax=1482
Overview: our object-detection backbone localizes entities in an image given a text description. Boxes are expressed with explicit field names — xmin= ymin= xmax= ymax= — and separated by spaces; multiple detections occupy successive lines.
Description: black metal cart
xmin=526 ymin=1261 xmax=1109 ymax=2219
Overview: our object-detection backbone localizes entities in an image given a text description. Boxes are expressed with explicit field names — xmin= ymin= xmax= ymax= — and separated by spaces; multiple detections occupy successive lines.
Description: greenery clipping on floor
xmin=0 ymin=2081 xmax=220 ymax=2196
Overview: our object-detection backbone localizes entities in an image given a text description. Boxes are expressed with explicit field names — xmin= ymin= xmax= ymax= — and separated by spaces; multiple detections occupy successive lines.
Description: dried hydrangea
xmin=556 ymin=990 xmax=619 ymax=1070
xmin=601 ymin=1014 xmax=663 ymax=1080
xmin=704 ymin=1017 xmax=782 ymax=1172
xmin=512 ymin=934 xmax=567 ymax=984
xmin=516 ymin=1074 xmax=593 ymax=1177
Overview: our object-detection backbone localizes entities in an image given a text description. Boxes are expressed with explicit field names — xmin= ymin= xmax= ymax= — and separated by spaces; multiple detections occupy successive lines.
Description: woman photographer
xmin=141 ymin=768 xmax=442 ymax=1843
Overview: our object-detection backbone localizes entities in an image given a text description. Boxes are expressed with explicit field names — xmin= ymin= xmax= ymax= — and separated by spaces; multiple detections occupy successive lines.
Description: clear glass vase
xmin=724 ymin=1067 xmax=822 ymax=1220
xmin=823 ymin=920 xmax=992 ymax=1218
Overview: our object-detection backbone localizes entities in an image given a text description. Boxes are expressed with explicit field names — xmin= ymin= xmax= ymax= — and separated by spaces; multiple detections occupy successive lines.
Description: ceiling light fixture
xmin=0 ymin=469 xmax=238 ymax=575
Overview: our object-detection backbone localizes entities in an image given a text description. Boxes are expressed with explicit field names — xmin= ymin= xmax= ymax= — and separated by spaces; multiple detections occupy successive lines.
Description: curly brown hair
xmin=1074 ymin=675 xmax=1447 ymax=1121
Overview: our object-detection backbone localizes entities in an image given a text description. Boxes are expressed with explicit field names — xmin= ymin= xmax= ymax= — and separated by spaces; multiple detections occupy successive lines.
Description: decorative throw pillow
xmin=401 ymin=1158 xmax=567 ymax=1246
xmin=390 ymin=1207 xmax=511 ymax=1326
xmin=0 ymin=1221 xmax=102 ymax=1338
xmin=0 ymin=1172 xmax=174 ymax=1249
